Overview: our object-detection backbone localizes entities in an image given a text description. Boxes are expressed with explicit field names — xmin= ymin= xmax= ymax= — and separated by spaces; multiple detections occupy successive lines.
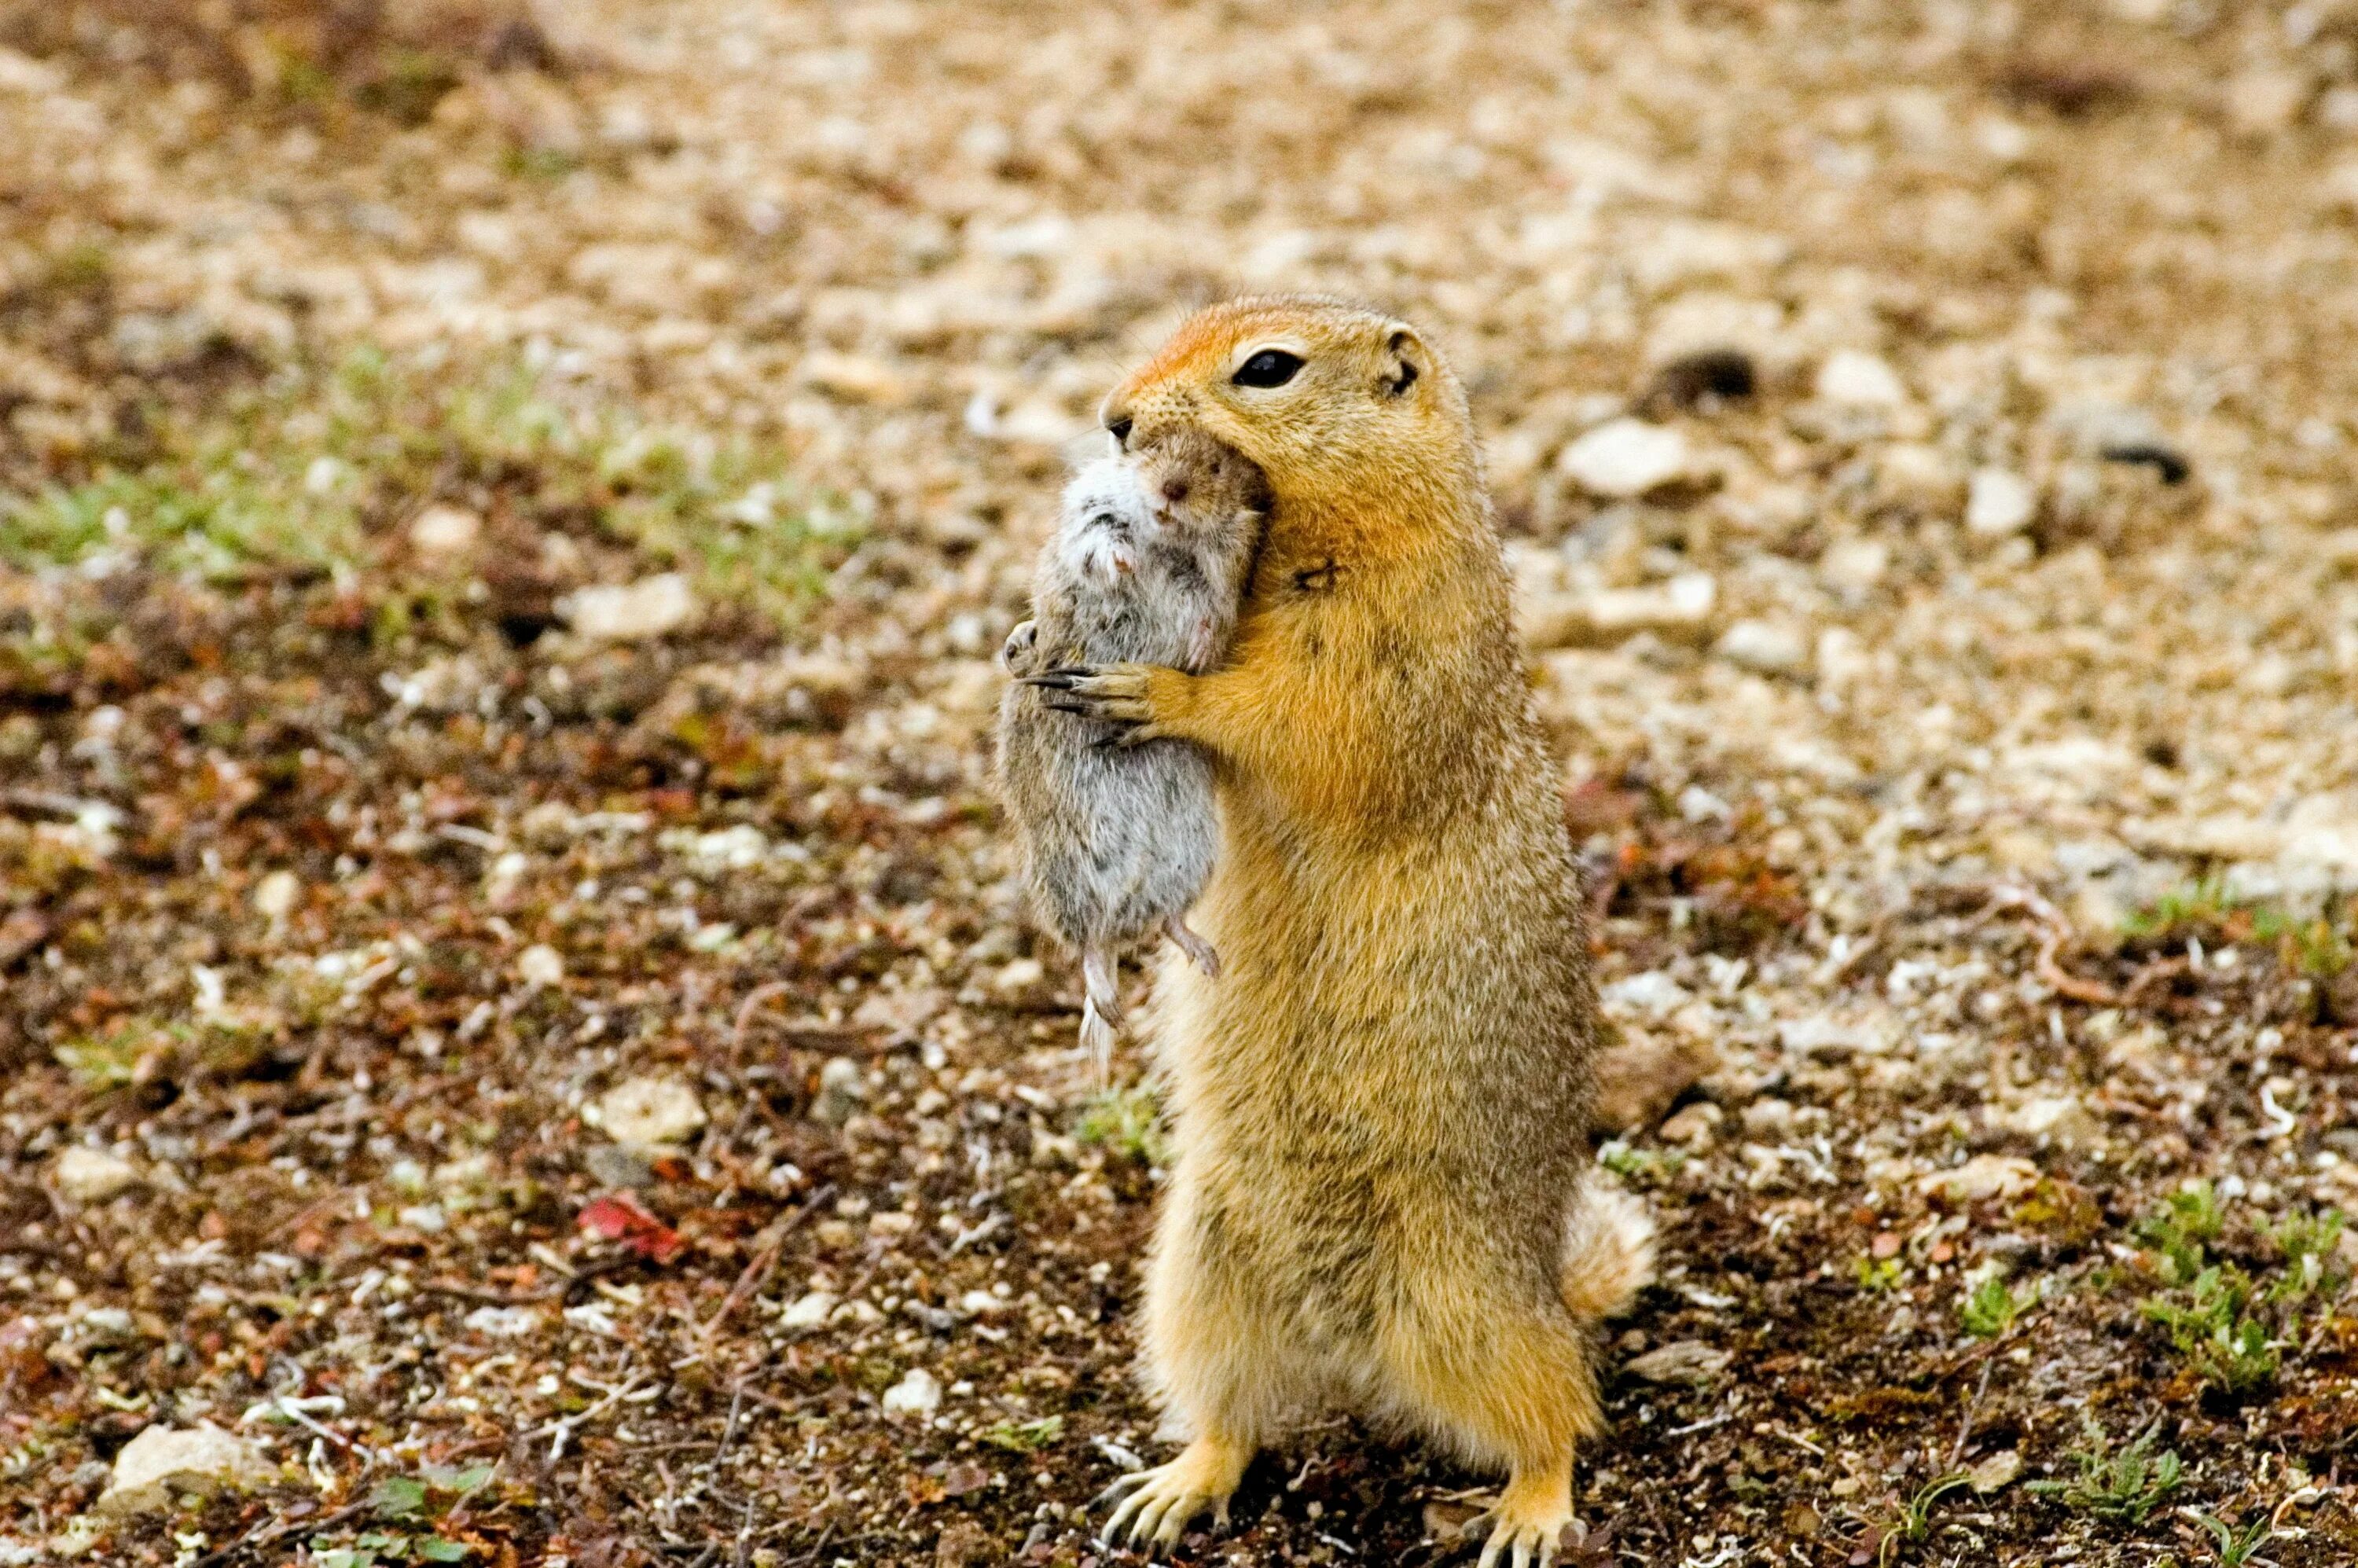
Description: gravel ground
xmin=6 ymin=2 xmax=2358 ymax=1565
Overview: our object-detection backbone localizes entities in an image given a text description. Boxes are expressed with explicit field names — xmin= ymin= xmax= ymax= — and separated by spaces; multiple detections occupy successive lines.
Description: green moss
xmin=2 ymin=351 xmax=856 ymax=628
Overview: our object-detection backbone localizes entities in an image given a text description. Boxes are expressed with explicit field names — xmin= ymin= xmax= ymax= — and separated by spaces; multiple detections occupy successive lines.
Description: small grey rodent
xmin=995 ymin=427 xmax=1269 ymax=1070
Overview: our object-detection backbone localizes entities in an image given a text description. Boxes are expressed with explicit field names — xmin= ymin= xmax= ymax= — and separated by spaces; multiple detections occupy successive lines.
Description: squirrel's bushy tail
xmin=1559 ymin=1178 xmax=1657 ymax=1324
xmin=1079 ymin=947 xmax=1122 ymax=1076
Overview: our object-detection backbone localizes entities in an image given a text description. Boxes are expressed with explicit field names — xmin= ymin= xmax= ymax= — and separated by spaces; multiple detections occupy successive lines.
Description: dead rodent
xmin=1034 ymin=297 xmax=1656 ymax=1567
xmin=995 ymin=427 xmax=1269 ymax=1074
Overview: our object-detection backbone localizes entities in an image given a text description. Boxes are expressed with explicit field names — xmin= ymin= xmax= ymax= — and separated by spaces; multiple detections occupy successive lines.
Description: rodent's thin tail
xmin=1079 ymin=947 xmax=1122 ymax=1078
xmin=1559 ymin=1179 xmax=1658 ymax=1324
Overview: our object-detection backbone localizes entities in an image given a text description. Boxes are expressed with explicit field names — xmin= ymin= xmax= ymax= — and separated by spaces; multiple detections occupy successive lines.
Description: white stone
xmin=1816 ymin=626 xmax=1871 ymax=689
xmin=596 ymin=1076 xmax=708 ymax=1151
xmin=463 ymin=1305 xmax=539 ymax=1338
xmin=782 ymin=1291 xmax=839 ymax=1330
xmin=1964 ymin=468 xmax=2037 ymax=536
xmin=1973 ymin=116 xmax=2033 ymax=163
xmin=850 ymin=987 xmax=946 ymax=1037
xmin=1524 ymin=573 xmax=1717 ymax=648
xmin=1557 ymin=418 xmax=1697 ymax=498
xmin=1658 ymin=1101 xmax=1724 ymax=1145
xmin=2008 ymin=1095 xmax=2096 ymax=1150
xmin=1876 ymin=443 xmax=1963 ymax=511
xmin=54 ymin=1148 xmax=141 ymax=1203
xmin=1625 ymin=1340 xmax=1731 ymax=1385
xmin=1646 ymin=292 xmax=1788 ymax=367
xmin=98 ymin=1424 xmax=277 ymax=1515
xmin=559 ymin=573 xmax=700 ymax=641
xmin=1914 ymin=1154 xmax=2040 ymax=1203
xmin=1814 ymin=349 xmax=1908 ymax=408
xmin=252 ymin=870 xmax=301 ymax=924
xmin=1714 ymin=618 xmax=1810 ymax=676
xmin=2226 ymin=68 xmax=2308 ymax=138
xmin=993 ymin=957 xmax=1045 ymax=993
xmin=1820 ymin=537 xmax=1890 ymax=593
xmin=516 ymin=945 xmax=564 ymax=989
xmin=813 ymin=1057 xmax=867 ymax=1126
xmin=880 ymin=1366 xmax=942 ymax=1416
xmin=1968 ymin=1449 xmax=2023 ymax=1494
xmin=408 ymin=505 xmax=483 ymax=560
xmin=1601 ymin=971 xmax=1691 ymax=1021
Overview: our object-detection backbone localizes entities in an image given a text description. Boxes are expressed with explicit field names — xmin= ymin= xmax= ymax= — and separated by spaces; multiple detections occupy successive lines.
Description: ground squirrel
xmin=995 ymin=429 xmax=1269 ymax=1070
xmin=1029 ymin=296 xmax=1655 ymax=1568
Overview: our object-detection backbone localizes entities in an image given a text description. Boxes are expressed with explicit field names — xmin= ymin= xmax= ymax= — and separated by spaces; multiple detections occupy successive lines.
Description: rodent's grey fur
xmin=995 ymin=430 xmax=1269 ymax=1069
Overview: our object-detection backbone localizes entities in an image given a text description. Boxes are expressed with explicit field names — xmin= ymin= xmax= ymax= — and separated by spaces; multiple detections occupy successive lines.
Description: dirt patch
xmin=4 ymin=2 xmax=2358 ymax=1565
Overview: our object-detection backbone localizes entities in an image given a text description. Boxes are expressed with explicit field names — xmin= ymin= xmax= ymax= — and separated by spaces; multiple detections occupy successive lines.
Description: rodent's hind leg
xmin=1080 ymin=947 xmax=1122 ymax=1078
xmin=1096 ymin=1432 xmax=1251 ymax=1551
xmin=1165 ymin=916 xmax=1221 ymax=978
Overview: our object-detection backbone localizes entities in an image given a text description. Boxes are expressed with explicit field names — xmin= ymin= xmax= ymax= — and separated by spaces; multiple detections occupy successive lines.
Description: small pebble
xmin=409 ymin=504 xmax=483 ymax=560
xmin=97 ymin=1425 xmax=279 ymax=1515
xmin=880 ymin=1366 xmax=943 ymax=1416
xmin=53 ymin=1148 xmax=141 ymax=1204
xmin=813 ymin=1057 xmax=867 ymax=1126
xmin=594 ymin=1075 xmax=707 ymax=1151
xmin=1714 ymin=618 xmax=1811 ymax=676
xmin=559 ymin=573 xmax=700 ymax=641
xmin=1813 ymin=349 xmax=1908 ymax=408
xmin=782 ymin=1291 xmax=839 ymax=1330
xmin=1965 ymin=468 xmax=2037 ymax=536
xmin=1557 ymin=418 xmax=1698 ymax=498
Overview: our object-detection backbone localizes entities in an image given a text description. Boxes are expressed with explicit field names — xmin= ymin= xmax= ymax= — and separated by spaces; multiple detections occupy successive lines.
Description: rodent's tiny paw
xmin=999 ymin=618 xmax=1041 ymax=673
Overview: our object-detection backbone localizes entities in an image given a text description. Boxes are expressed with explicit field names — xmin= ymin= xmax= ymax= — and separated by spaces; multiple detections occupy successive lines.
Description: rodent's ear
xmin=1381 ymin=328 xmax=1424 ymax=399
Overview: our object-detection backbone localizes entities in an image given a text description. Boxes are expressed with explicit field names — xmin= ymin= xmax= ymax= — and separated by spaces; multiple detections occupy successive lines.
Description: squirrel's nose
xmin=1160 ymin=478 xmax=1190 ymax=505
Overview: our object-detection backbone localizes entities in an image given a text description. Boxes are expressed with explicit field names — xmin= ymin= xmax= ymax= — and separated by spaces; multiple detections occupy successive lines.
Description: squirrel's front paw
xmin=1024 ymin=663 xmax=1171 ymax=747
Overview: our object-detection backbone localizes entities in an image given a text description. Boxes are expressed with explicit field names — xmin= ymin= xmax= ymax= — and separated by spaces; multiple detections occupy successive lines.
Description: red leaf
xmin=576 ymin=1192 xmax=685 ymax=1265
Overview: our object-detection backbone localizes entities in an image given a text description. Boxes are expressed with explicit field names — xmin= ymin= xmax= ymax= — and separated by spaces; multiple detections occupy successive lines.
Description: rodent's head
xmin=1101 ymin=296 xmax=1476 ymax=521
xmin=1130 ymin=425 xmax=1272 ymax=537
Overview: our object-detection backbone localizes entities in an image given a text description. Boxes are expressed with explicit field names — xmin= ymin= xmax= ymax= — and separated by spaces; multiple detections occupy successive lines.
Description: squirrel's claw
xmin=1095 ymin=1444 xmax=1241 ymax=1555
xmin=1089 ymin=1471 xmax=1151 ymax=1512
xmin=1474 ymin=1512 xmax=1572 ymax=1568
xmin=1028 ymin=663 xmax=1161 ymax=733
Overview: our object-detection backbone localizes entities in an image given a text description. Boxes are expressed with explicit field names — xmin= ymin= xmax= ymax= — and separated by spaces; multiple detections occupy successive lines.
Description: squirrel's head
xmin=1101 ymin=296 xmax=1477 ymax=523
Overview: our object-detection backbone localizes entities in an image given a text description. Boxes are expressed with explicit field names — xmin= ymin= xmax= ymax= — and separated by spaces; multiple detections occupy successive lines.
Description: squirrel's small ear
xmin=1383 ymin=328 xmax=1423 ymax=398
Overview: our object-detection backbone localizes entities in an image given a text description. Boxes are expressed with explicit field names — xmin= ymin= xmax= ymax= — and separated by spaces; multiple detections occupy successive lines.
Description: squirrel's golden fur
xmin=1047 ymin=297 xmax=1653 ymax=1567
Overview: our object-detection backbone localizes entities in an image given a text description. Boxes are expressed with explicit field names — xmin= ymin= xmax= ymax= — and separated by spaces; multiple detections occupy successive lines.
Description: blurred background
xmin=5 ymin=2 xmax=2358 ymax=1565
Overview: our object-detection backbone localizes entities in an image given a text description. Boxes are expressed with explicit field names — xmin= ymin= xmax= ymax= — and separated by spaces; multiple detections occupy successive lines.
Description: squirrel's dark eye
xmin=1106 ymin=417 xmax=1133 ymax=447
xmin=1232 ymin=349 xmax=1304 ymax=388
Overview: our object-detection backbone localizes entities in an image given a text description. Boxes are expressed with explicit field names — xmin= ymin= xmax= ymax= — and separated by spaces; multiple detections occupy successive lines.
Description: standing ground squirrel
xmin=995 ymin=429 xmax=1269 ymax=1071
xmin=1030 ymin=296 xmax=1655 ymax=1568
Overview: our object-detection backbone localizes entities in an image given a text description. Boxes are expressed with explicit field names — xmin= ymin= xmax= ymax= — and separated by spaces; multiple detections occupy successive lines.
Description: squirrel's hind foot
xmin=1473 ymin=1463 xmax=1578 ymax=1568
xmin=1096 ymin=1434 xmax=1248 ymax=1552
xmin=1474 ymin=1518 xmax=1575 ymax=1568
